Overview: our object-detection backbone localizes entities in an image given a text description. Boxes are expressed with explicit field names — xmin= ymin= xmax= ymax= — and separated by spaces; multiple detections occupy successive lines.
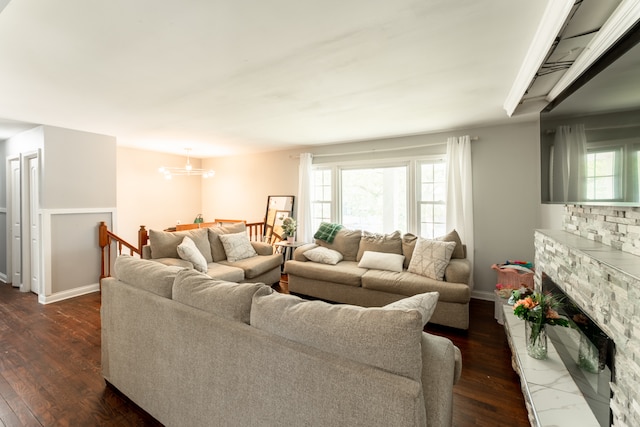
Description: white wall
xmin=116 ymin=147 xmax=203 ymax=245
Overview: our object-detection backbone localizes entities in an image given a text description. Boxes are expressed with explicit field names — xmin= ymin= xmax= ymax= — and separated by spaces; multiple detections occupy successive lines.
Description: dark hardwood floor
xmin=0 ymin=281 xmax=528 ymax=426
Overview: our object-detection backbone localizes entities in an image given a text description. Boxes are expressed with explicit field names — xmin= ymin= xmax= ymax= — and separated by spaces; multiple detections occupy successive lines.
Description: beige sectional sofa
xmin=285 ymin=228 xmax=472 ymax=329
xmin=141 ymin=222 xmax=282 ymax=285
xmin=101 ymin=256 xmax=462 ymax=427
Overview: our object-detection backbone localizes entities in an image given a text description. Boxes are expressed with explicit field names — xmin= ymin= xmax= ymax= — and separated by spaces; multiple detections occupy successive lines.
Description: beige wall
xmin=116 ymin=147 xmax=203 ymax=244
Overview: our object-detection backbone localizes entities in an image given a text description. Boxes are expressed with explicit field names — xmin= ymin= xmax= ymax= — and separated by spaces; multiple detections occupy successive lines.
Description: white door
xmin=9 ymin=157 xmax=21 ymax=288
xmin=28 ymin=156 xmax=40 ymax=295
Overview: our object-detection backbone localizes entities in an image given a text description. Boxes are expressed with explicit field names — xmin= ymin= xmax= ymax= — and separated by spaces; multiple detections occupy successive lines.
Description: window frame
xmin=310 ymin=154 xmax=446 ymax=235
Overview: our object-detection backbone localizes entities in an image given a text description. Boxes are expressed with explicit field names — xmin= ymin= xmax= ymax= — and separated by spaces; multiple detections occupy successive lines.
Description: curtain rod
xmin=291 ymin=136 xmax=478 ymax=159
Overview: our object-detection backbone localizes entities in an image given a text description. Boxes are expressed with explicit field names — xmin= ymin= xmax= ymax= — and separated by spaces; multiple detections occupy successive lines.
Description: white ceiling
xmin=0 ymin=0 xmax=553 ymax=157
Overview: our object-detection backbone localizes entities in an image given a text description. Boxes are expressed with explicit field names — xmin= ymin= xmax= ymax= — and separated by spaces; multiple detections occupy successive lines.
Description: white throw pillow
xmin=303 ymin=246 xmax=344 ymax=265
xmin=219 ymin=231 xmax=258 ymax=262
xmin=384 ymin=292 xmax=439 ymax=326
xmin=357 ymin=251 xmax=405 ymax=273
xmin=177 ymin=236 xmax=208 ymax=273
xmin=407 ymin=238 xmax=456 ymax=280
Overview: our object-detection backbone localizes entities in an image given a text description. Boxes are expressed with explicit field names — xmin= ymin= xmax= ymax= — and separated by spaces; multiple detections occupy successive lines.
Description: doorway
xmin=6 ymin=151 xmax=41 ymax=295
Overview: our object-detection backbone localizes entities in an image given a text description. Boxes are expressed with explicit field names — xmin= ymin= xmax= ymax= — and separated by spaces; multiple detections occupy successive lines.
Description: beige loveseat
xmin=141 ymin=222 xmax=282 ymax=285
xmin=285 ymin=228 xmax=472 ymax=329
xmin=102 ymin=256 xmax=462 ymax=427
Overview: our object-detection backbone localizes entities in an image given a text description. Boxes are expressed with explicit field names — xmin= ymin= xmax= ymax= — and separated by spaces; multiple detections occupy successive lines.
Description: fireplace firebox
xmin=542 ymin=273 xmax=615 ymax=427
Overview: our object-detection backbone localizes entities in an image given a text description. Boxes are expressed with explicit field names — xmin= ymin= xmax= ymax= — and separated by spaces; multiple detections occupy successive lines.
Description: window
xmin=340 ymin=166 xmax=407 ymax=233
xmin=311 ymin=156 xmax=445 ymax=236
xmin=585 ymin=149 xmax=620 ymax=200
xmin=417 ymin=160 xmax=447 ymax=238
xmin=310 ymin=168 xmax=332 ymax=232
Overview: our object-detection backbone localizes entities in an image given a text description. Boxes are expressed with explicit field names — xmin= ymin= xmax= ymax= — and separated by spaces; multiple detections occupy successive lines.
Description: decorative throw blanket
xmin=314 ymin=222 xmax=343 ymax=243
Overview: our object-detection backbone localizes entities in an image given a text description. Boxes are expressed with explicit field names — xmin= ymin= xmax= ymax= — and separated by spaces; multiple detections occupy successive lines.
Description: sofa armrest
xmin=291 ymin=243 xmax=319 ymax=261
xmin=444 ymin=258 xmax=471 ymax=285
xmin=142 ymin=245 xmax=152 ymax=259
xmin=420 ymin=332 xmax=460 ymax=427
xmin=251 ymin=241 xmax=274 ymax=256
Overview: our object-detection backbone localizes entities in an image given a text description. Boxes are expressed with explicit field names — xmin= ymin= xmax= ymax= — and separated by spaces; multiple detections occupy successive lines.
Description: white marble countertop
xmin=502 ymin=305 xmax=600 ymax=427
xmin=537 ymin=229 xmax=640 ymax=281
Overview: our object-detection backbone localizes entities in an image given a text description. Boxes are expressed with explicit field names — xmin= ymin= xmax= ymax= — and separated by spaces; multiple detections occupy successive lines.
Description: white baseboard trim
xmin=38 ymin=283 xmax=100 ymax=305
xmin=0 ymin=273 xmax=7 ymax=284
xmin=471 ymin=290 xmax=495 ymax=301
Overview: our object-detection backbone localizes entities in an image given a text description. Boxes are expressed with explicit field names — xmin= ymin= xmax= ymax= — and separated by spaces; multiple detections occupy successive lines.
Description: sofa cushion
xmin=303 ymin=246 xmax=343 ymax=265
xmin=114 ymin=255 xmax=183 ymax=298
xmin=205 ymin=263 xmax=245 ymax=282
xmin=284 ymin=260 xmax=366 ymax=287
xmin=250 ymin=290 xmax=424 ymax=381
xmin=151 ymin=257 xmax=194 ymax=269
xmin=357 ymin=251 xmax=404 ymax=273
xmin=218 ymin=253 xmax=282 ymax=280
xmin=361 ymin=270 xmax=470 ymax=303
xmin=148 ymin=228 xmax=213 ymax=262
xmin=219 ymin=231 xmax=258 ymax=262
xmin=208 ymin=222 xmax=247 ymax=261
xmin=315 ymin=228 xmax=362 ymax=261
xmin=408 ymin=238 xmax=456 ymax=280
xmin=177 ymin=236 xmax=208 ymax=273
xmin=402 ymin=233 xmax=418 ymax=269
xmin=383 ymin=292 xmax=439 ymax=326
xmin=172 ymin=269 xmax=267 ymax=323
xmin=438 ymin=229 xmax=465 ymax=259
xmin=356 ymin=230 xmax=402 ymax=261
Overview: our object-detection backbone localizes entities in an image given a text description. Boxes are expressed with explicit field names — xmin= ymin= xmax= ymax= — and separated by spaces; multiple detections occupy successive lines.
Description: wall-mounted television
xmin=540 ymin=22 xmax=640 ymax=206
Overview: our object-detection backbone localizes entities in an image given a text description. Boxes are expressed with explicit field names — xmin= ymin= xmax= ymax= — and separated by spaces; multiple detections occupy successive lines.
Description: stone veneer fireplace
xmin=534 ymin=205 xmax=640 ymax=426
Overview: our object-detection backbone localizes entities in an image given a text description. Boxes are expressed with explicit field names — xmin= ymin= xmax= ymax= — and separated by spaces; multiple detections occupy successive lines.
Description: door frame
xmin=6 ymin=155 xmax=20 ymax=288
xmin=20 ymin=150 xmax=41 ymax=295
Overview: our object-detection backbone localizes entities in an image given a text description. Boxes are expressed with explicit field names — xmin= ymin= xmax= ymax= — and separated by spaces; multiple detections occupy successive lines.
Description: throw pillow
xmin=356 ymin=230 xmax=403 ymax=261
xmin=401 ymin=233 xmax=418 ymax=269
xmin=384 ymin=292 xmax=439 ymax=326
xmin=315 ymin=228 xmax=362 ymax=261
xmin=357 ymin=251 xmax=404 ymax=272
xmin=407 ymin=238 xmax=456 ymax=280
xmin=219 ymin=231 xmax=257 ymax=262
xmin=148 ymin=228 xmax=212 ymax=262
xmin=176 ymin=236 xmax=208 ymax=273
xmin=208 ymin=222 xmax=247 ymax=261
xmin=437 ymin=229 xmax=465 ymax=259
xmin=303 ymin=246 xmax=344 ymax=265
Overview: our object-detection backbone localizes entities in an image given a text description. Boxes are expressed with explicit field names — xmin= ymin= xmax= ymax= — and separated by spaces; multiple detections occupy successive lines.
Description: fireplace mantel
xmin=534 ymin=228 xmax=640 ymax=426
xmin=502 ymin=305 xmax=600 ymax=426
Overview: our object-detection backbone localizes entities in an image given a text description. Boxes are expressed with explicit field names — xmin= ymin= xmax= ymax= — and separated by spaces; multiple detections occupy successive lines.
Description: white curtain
xmin=297 ymin=153 xmax=314 ymax=242
xmin=446 ymin=135 xmax=474 ymax=284
xmin=551 ymin=124 xmax=587 ymax=202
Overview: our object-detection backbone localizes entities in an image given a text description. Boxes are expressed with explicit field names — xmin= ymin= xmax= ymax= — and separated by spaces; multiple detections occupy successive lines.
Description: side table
xmin=274 ymin=241 xmax=306 ymax=271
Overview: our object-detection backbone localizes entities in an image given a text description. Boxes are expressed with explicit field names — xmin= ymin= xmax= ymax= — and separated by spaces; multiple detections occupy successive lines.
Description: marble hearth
xmin=532 ymin=226 xmax=640 ymax=427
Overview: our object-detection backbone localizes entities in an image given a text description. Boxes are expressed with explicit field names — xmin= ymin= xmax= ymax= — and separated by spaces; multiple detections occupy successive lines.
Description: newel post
xmin=138 ymin=225 xmax=148 ymax=256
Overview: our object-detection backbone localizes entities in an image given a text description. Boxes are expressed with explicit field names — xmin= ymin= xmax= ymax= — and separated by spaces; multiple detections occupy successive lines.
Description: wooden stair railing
xmin=99 ymin=221 xmax=147 ymax=281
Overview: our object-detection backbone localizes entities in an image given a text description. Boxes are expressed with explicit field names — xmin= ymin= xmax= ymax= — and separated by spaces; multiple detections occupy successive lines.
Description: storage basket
xmin=491 ymin=263 xmax=534 ymax=289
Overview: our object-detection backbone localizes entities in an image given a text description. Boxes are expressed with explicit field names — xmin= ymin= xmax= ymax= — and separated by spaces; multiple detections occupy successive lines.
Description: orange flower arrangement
xmin=511 ymin=291 xmax=569 ymax=347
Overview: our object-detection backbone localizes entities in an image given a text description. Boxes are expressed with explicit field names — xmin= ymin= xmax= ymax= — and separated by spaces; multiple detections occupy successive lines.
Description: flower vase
xmin=287 ymin=235 xmax=295 ymax=243
xmin=525 ymin=320 xmax=548 ymax=359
